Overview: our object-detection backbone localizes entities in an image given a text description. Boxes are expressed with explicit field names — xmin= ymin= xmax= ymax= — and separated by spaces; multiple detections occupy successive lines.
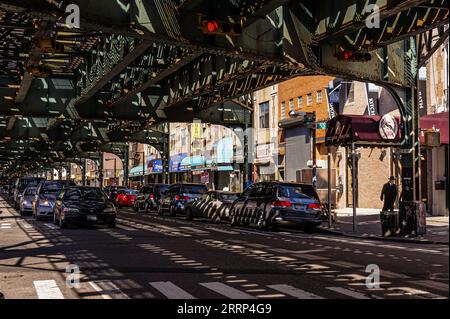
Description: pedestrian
xmin=380 ymin=176 xmax=397 ymax=211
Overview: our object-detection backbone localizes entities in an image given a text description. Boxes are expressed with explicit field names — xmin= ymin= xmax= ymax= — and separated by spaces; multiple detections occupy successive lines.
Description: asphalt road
xmin=0 ymin=197 xmax=448 ymax=300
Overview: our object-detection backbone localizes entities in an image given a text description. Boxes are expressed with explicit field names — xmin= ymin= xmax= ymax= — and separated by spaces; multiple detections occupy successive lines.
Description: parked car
xmin=158 ymin=183 xmax=208 ymax=216
xmin=32 ymin=180 xmax=76 ymax=221
xmin=53 ymin=186 xmax=116 ymax=228
xmin=184 ymin=191 xmax=239 ymax=222
xmin=114 ymin=189 xmax=138 ymax=208
xmin=133 ymin=184 xmax=169 ymax=213
xmin=105 ymin=185 xmax=127 ymax=201
xmin=14 ymin=177 xmax=45 ymax=208
xmin=19 ymin=186 xmax=37 ymax=215
xmin=230 ymin=182 xmax=323 ymax=232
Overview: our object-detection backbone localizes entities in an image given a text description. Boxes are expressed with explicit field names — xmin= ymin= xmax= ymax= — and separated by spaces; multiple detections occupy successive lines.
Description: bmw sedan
xmin=184 ymin=191 xmax=239 ymax=222
xmin=53 ymin=186 xmax=117 ymax=228
xmin=230 ymin=182 xmax=323 ymax=232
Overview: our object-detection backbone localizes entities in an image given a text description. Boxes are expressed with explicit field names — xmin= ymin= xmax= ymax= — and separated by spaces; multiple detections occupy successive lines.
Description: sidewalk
xmin=319 ymin=208 xmax=449 ymax=245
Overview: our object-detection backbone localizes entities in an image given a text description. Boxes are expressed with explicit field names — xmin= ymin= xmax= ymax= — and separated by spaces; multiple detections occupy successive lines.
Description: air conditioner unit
xmin=424 ymin=130 xmax=441 ymax=147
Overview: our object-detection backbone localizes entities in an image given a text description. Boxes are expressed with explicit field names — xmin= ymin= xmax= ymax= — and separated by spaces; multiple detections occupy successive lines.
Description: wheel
xmin=108 ymin=221 xmax=116 ymax=228
xmin=157 ymin=205 xmax=164 ymax=216
xmin=256 ymin=211 xmax=267 ymax=230
xmin=185 ymin=208 xmax=193 ymax=221
xmin=169 ymin=204 xmax=176 ymax=216
xmin=133 ymin=204 xmax=139 ymax=212
xmin=230 ymin=211 xmax=239 ymax=227
xmin=303 ymin=226 xmax=315 ymax=234
xmin=144 ymin=202 xmax=151 ymax=213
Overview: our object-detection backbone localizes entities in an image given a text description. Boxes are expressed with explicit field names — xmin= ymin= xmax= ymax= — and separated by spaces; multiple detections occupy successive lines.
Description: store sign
xmin=192 ymin=121 xmax=202 ymax=140
xmin=379 ymin=114 xmax=399 ymax=140
xmin=256 ymin=143 xmax=273 ymax=158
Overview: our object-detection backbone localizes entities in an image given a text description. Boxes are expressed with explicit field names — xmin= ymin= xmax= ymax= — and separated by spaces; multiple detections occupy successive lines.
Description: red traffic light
xmin=337 ymin=50 xmax=371 ymax=62
xmin=206 ymin=20 xmax=219 ymax=33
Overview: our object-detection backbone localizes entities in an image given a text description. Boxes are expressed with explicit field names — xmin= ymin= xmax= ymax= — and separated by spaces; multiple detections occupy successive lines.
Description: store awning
xmin=420 ymin=112 xmax=448 ymax=145
xmin=129 ymin=165 xmax=146 ymax=177
xmin=325 ymin=114 xmax=402 ymax=147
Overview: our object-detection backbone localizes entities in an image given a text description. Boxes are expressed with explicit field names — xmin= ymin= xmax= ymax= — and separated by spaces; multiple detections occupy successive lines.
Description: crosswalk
xmin=27 ymin=278 xmax=447 ymax=299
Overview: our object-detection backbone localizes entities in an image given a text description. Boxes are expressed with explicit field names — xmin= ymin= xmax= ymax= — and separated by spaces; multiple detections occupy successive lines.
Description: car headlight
xmin=23 ymin=201 xmax=28 ymax=205
xmin=40 ymin=200 xmax=50 ymax=206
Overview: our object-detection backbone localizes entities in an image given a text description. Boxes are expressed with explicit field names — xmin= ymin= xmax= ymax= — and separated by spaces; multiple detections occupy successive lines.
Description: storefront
xmin=420 ymin=112 xmax=449 ymax=216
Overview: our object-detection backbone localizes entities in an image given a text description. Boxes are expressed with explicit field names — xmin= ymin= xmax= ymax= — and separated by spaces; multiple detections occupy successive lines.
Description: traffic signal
xmin=201 ymin=18 xmax=242 ymax=36
xmin=336 ymin=50 xmax=372 ymax=62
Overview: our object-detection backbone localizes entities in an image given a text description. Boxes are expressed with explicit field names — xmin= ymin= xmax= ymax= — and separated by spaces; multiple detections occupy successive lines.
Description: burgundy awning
xmin=325 ymin=114 xmax=402 ymax=146
xmin=420 ymin=112 xmax=448 ymax=145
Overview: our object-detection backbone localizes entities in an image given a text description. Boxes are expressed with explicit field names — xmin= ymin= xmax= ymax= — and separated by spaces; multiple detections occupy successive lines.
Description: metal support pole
xmin=81 ymin=159 xmax=87 ymax=186
xmin=351 ymin=142 xmax=357 ymax=232
xmin=142 ymin=152 xmax=145 ymax=186
xmin=123 ymin=148 xmax=129 ymax=188
xmin=327 ymin=147 xmax=332 ymax=228
xmin=99 ymin=153 xmax=104 ymax=189
xmin=162 ymin=124 xmax=169 ymax=184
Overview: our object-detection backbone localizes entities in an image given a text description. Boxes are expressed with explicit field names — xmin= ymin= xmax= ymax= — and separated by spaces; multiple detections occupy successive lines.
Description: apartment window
xmin=259 ymin=102 xmax=270 ymax=129
xmin=307 ymin=93 xmax=312 ymax=106
xmin=298 ymin=96 xmax=303 ymax=108
xmin=289 ymin=99 xmax=294 ymax=111
xmin=317 ymin=90 xmax=322 ymax=104
xmin=280 ymin=101 xmax=286 ymax=120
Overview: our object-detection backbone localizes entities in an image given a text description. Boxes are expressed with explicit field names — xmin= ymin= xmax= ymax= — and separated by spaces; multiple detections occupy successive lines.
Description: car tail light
xmin=149 ymin=194 xmax=154 ymax=199
xmin=175 ymin=195 xmax=189 ymax=201
xmin=272 ymin=200 xmax=292 ymax=207
xmin=308 ymin=202 xmax=321 ymax=210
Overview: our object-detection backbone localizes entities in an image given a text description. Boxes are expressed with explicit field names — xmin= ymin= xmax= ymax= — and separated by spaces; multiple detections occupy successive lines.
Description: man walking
xmin=380 ymin=176 xmax=398 ymax=211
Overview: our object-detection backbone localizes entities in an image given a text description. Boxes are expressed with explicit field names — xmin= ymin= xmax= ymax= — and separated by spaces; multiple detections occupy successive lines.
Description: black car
xmin=158 ymin=183 xmax=208 ymax=216
xmin=184 ymin=191 xmax=239 ymax=222
xmin=104 ymin=185 xmax=126 ymax=197
xmin=133 ymin=183 xmax=169 ymax=213
xmin=230 ymin=182 xmax=323 ymax=232
xmin=53 ymin=186 xmax=117 ymax=228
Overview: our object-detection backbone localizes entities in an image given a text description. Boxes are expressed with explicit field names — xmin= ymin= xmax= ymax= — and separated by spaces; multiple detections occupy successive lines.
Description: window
xmin=259 ymin=102 xmax=270 ymax=128
xmin=317 ymin=90 xmax=322 ymax=103
xmin=289 ymin=99 xmax=294 ymax=111
xmin=298 ymin=96 xmax=303 ymax=108
xmin=307 ymin=93 xmax=312 ymax=106
xmin=280 ymin=101 xmax=286 ymax=120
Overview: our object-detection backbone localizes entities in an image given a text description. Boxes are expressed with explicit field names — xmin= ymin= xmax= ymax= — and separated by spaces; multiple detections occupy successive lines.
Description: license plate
xmin=294 ymin=205 xmax=306 ymax=211
xmin=87 ymin=215 xmax=97 ymax=221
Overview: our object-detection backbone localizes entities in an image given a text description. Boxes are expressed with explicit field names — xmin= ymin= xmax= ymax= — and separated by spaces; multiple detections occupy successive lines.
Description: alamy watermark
xmin=65 ymin=4 xmax=80 ymax=29
xmin=365 ymin=4 xmax=380 ymax=29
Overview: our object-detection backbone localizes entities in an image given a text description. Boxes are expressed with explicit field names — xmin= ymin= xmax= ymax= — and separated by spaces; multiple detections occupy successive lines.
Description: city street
xmin=1 ymin=197 xmax=448 ymax=300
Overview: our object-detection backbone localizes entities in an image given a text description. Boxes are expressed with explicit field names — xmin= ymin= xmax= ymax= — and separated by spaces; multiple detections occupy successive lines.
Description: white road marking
xmin=200 ymin=282 xmax=257 ymax=299
xmin=208 ymin=227 xmax=238 ymax=234
xmin=149 ymin=281 xmax=196 ymax=299
xmin=88 ymin=280 xmax=129 ymax=299
xmin=413 ymin=280 xmax=449 ymax=292
xmin=34 ymin=280 xmax=64 ymax=299
xmin=180 ymin=226 xmax=209 ymax=235
xmin=326 ymin=287 xmax=371 ymax=299
xmin=325 ymin=261 xmax=364 ymax=269
xmin=116 ymin=224 xmax=138 ymax=231
xmin=268 ymin=284 xmax=325 ymax=299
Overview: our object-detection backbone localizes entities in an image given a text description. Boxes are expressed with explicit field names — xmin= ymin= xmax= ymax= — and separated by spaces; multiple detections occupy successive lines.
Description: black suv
xmin=158 ymin=183 xmax=208 ymax=216
xmin=133 ymin=184 xmax=169 ymax=213
xmin=230 ymin=182 xmax=323 ymax=232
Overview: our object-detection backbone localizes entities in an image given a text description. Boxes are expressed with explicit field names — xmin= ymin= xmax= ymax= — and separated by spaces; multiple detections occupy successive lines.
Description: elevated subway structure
xmin=0 ymin=0 xmax=448 ymax=196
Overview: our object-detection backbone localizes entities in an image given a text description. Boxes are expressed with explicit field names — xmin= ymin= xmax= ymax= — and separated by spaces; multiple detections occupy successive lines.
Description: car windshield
xmin=18 ymin=179 xmax=42 ymax=191
xmin=183 ymin=185 xmax=208 ymax=194
xmin=42 ymin=183 xmax=62 ymax=194
xmin=278 ymin=185 xmax=312 ymax=199
xmin=126 ymin=190 xmax=138 ymax=195
xmin=64 ymin=188 xmax=108 ymax=201
xmin=25 ymin=188 xmax=37 ymax=195
xmin=219 ymin=193 xmax=239 ymax=201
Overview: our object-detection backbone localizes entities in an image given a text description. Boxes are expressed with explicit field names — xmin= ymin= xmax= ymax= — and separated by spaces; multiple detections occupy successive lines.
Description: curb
xmin=317 ymin=227 xmax=449 ymax=245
